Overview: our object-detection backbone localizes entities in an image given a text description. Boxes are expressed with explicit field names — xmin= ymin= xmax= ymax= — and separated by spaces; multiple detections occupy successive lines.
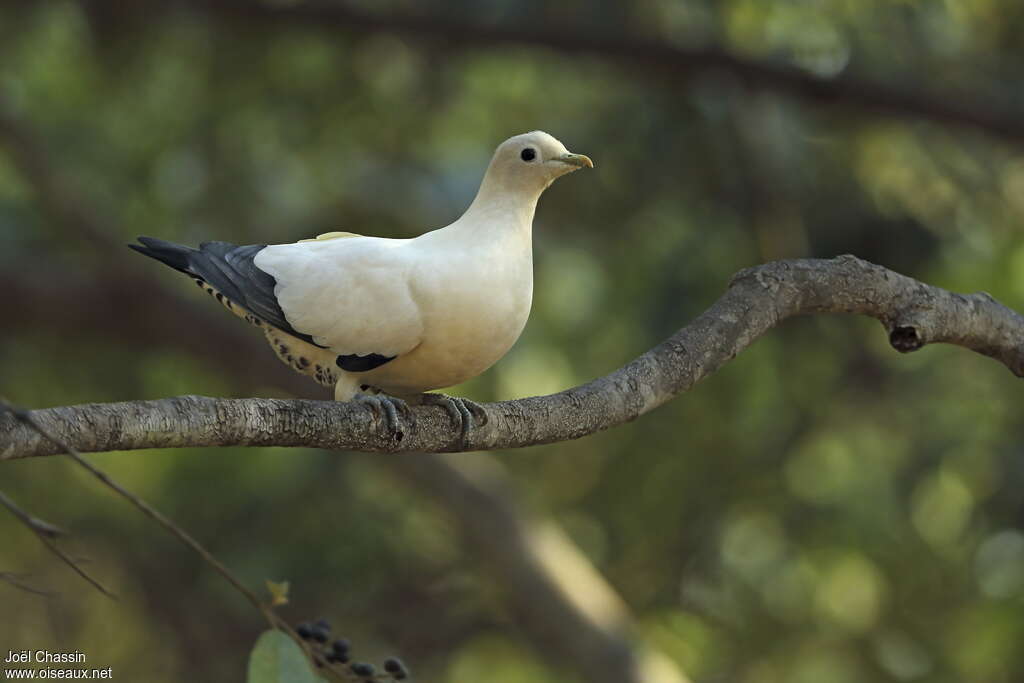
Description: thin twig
xmin=0 ymin=399 xmax=334 ymax=672
xmin=0 ymin=398 xmax=280 ymax=623
xmin=0 ymin=98 xmax=403 ymax=679
xmin=0 ymin=570 xmax=54 ymax=597
xmin=0 ymin=490 xmax=67 ymax=538
xmin=0 ymin=484 xmax=115 ymax=598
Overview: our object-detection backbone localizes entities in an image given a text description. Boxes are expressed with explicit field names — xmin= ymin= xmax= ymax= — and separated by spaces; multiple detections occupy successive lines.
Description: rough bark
xmin=3 ymin=255 xmax=1022 ymax=459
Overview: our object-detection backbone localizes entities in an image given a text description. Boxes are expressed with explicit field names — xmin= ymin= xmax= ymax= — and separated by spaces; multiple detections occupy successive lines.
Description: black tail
xmin=130 ymin=235 xmax=268 ymax=306
xmin=128 ymin=236 xmax=196 ymax=275
xmin=129 ymin=236 xmax=325 ymax=348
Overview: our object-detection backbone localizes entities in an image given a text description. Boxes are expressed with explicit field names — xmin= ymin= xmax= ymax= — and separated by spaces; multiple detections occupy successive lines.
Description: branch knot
xmin=889 ymin=325 xmax=923 ymax=353
xmin=3 ymin=256 xmax=1024 ymax=458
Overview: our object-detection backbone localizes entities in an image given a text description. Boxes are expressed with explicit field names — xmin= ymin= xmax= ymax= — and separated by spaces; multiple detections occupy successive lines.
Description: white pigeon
xmin=131 ymin=131 xmax=593 ymax=437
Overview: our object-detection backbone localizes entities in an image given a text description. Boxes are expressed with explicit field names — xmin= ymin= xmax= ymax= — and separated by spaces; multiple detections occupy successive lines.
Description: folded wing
xmin=253 ymin=236 xmax=425 ymax=360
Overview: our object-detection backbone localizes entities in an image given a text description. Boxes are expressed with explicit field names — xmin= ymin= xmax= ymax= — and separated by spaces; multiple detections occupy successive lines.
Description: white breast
xmin=363 ymin=222 xmax=534 ymax=394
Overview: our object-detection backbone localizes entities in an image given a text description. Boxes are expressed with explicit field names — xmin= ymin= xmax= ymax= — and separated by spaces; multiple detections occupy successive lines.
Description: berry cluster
xmin=294 ymin=618 xmax=410 ymax=681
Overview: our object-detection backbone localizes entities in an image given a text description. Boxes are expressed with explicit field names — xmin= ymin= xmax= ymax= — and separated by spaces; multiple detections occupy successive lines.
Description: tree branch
xmin=391 ymin=453 xmax=689 ymax=683
xmin=3 ymin=255 xmax=1021 ymax=459
xmin=0 ymin=400 xmax=266 ymax=610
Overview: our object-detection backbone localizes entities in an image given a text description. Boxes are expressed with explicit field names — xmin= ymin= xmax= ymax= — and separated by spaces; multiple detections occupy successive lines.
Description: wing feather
xmin=130 ymin=236 xmax=325 ymax=348
xmin=253 ymin=236 xmax=424 ymax=359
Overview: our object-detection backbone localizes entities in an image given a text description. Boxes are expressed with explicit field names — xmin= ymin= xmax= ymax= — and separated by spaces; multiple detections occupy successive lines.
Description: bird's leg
xmin=417 ymin=393 xmax=487 ymax=444
xmin=336 ymin=379 xmax=413 ymax=437
xmin=354 ymin=391 xmax=414 ymax=436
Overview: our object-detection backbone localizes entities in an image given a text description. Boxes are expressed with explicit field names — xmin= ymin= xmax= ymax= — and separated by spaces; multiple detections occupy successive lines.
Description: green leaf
xmin=265 ymin=578 xmax=290 ymax=606
xmin=247 ymin=630 xmax=319 ymax=683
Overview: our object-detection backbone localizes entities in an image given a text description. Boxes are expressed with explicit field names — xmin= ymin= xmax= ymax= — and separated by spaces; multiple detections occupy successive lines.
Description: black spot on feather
xmin=336 ymin=353 xmax=394 ymax=372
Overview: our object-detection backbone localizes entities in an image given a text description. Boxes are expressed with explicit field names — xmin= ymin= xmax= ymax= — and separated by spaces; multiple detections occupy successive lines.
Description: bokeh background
xmin=3 ymin=1 xmax=1024 ymax=681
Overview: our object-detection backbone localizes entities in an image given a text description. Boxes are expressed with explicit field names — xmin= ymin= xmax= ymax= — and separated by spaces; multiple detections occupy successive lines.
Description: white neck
xmin=456 ymin=167 xmax=544 ymax=238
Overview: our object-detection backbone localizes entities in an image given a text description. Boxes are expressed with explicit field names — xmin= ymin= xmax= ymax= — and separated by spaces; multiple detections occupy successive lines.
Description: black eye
xmin=520 ymin=148 xmax=536 ymax=162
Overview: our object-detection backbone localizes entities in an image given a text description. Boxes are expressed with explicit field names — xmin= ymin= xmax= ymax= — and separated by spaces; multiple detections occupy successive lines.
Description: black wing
xmin=129 ymin=236 xmax=326 ymax=348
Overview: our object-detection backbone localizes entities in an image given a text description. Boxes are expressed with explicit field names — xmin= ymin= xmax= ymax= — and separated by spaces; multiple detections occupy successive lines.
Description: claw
xmin=462 ymin=398 xmax=488 ymax=425
xmin=422 ymin=394 xmax=486 ymax=444
xmin=354 ymin=393 xmax=410 ymax=438
xmin=396 ymin=397 xmax=416 ymax=426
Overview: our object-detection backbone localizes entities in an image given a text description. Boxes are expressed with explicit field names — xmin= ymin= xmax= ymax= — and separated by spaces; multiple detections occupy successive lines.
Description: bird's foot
xmin=420 ymin=393 xmax=487 ymax=444
xmin=354 ymin=392 xmax=414 ymax=439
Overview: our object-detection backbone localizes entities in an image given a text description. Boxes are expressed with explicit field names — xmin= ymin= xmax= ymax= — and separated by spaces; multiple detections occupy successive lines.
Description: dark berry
xmin=296 ymin=623 xmax=313 ymax=640
xmin=384 ymin=658 xmax=404 ymax=673
xmin=311 ymin=625 xmax=329 ymax=643
xmin=351 ymin=662 xmax=375 ymax=677
xmin=314 ymin=618 xmax=331 ymax=631
xmin=325 ymin=652 xmax=339 ymax=664
xmin=332 ymin=638 xmax=350 ymax=654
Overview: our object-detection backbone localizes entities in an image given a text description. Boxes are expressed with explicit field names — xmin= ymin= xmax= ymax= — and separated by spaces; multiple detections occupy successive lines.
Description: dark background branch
xmin=85 ymin=0 xmax=1024 ymax=143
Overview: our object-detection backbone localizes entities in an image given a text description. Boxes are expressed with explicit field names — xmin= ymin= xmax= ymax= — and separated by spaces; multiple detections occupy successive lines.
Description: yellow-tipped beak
xmin=556 ymin=152 xmax=594 ymax=169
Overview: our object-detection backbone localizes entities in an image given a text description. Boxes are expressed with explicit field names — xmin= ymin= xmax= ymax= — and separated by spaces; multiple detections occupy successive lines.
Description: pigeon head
xmin=482 ymin=131 xmax=593 ymax=196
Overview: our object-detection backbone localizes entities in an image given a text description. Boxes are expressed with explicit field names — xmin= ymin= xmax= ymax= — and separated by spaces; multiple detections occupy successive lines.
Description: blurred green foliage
xmin=248 ymin=630 xmax=319 ymax=683
xmin=3 ymin=1 xmax=1024 ymax=682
